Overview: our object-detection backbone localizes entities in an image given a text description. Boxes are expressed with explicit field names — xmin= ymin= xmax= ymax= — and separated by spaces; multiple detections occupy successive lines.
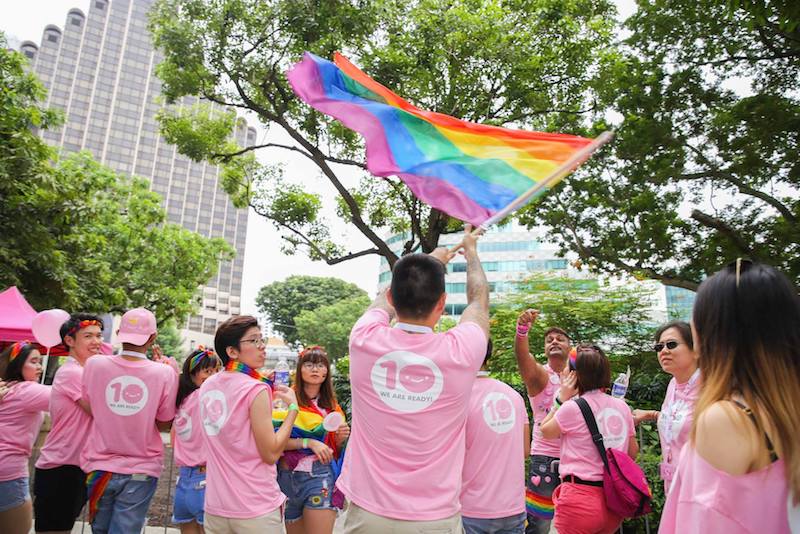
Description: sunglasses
xmin=654 ymin=341 xmax=680 ymax=352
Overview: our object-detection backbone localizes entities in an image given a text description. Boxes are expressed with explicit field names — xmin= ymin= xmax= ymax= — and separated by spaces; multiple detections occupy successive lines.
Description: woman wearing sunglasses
xmin=659 ymin=261 xmax=799 ymax=533
xmin=273 ymin=346 xmax=349 ymax=534
xmin=632 ymin=321 xmax=700 ymax=491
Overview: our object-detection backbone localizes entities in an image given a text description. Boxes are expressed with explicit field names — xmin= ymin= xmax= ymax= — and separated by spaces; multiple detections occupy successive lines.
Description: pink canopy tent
xmin=0 ymin=286 xmax=38 ymax=342
xmin=0 ymin=286 xmax=113 ymax=354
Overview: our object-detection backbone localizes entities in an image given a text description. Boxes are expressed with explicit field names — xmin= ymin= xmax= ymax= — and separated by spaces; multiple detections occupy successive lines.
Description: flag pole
xmin=479 ymin=130 xmax=614 ymax=230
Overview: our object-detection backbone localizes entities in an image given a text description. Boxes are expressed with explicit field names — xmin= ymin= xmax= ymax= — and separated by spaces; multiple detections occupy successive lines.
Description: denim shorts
xmin=172 ymin=466 xmax=206 ymax=525
xmin=463 ymin=511 xmax=527 ymax=534
xmin=277 ymin=460 xmax=337 ymax=522
xmin=0 ymin=477 xmax=30 ymax=512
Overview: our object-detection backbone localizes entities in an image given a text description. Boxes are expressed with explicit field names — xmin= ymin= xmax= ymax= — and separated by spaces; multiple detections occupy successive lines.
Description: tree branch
xmin=690 ymin=209 xmax=756 ymax=257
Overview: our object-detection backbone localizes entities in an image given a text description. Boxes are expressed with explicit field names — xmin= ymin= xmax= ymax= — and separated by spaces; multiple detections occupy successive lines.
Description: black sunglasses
xmin=654 ymin=341 xmax=680 ymax=352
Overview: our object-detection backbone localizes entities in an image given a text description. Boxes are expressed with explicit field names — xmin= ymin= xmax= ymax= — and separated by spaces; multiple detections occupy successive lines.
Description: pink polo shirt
xmin=659 ymin=445 xmax=796 ymax=533
xmin=36 ymin=358 xmax=93 ymax=469
xmin=336 ymin=308 xmax=487 ymax=520
xmin=173 ymin=389 xmax=205 ymax=468
xmin=0 ymin=381 xmax=51 ymax=481
xmin=200 ymin=371 xmax=285 ymax=519
xmin=461 ymin=376 xmax=527 ymax=519
xmin=529 ymin=365 xmax=562 ymax=457
xmin=657 ymin=370 xmax=700 ymax=484
xmin=81 ymin=355 xmax=178 ymax=477
xmin=554 ymin=390 xmax=634 ymax=481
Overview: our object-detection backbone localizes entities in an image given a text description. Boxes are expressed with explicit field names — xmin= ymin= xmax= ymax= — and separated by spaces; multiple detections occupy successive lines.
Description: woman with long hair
xmin=659 ymin=260 xmax=800 ymax=533
xmin=274 ymin=346 xmax=350 ymax=534
xmin=0 ymin=342 xmax=50 ymax=534
xmin=540 ymin=344 xmax=638 ymax=534
xmin=632 ymin=321 xmax=700 ymax=490
xmin=172 ymin=346 xmax=221 ymax=533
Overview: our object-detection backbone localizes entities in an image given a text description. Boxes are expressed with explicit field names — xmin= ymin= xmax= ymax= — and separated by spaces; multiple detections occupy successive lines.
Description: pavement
xmin=64 ymin=513 xmax=347 ymax=533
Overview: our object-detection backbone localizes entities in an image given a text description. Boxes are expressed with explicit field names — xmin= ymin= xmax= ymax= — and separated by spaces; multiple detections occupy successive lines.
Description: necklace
xmin=225 ymin=360 xmax=274 ymax=389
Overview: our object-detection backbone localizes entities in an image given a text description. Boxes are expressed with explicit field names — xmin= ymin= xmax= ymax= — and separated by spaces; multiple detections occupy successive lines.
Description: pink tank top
xmin=657 ymin=369 xmax=700 ymax=483
xmin=528 ymin=366 xmax=562 ymax=457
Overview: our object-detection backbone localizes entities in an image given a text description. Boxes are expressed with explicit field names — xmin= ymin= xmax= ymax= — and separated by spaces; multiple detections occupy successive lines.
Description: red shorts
xmin=552 ymin=481 xmax=622 ymax=534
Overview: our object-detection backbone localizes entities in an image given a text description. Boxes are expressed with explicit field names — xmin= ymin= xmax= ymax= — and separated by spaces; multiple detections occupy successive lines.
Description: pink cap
xmin=117 ymin=308 xmax=157 ymax=346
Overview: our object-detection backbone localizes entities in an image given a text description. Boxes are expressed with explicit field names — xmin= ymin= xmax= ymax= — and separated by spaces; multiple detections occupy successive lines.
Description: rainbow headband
xmin=225 ymin=360 xmax=274 ymax=389
xmin=189 ymin=345 xmax=218 ymax=372
xmin=66 ymin=319 xmax=102 ymax=338
xmin=9 ymin=340 xmax=31 ymax=362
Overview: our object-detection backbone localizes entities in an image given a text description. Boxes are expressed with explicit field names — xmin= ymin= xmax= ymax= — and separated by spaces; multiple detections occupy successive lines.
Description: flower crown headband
xmin=66 ymin=319 xmax=102 ymax=338
xmin=9 ymin=340 xmax=31 ymax=362
xmin=189 ymin=345 xmax=218 ymax=373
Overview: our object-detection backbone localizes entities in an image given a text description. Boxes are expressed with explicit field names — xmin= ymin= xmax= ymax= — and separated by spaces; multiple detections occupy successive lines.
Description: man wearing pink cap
xmin=80 ymin=308 xmax=179 ymax=534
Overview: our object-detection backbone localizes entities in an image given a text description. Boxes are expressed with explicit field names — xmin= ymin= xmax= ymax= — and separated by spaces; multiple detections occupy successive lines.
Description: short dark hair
xmin=574 ymin=343 xmax=611 ymax=394
xmin=390 ymin=253 xmax=446 ymax=319
xmin=655 ymin=321 xmax=693 ymax=350
xmin=482 ymin=338 xmax=493 ymax=367
xmin=0 ymin=342 xmax=38 ymax=381
xmin=60 ymin=313 xmax=104 ymax=344
xmin=543 ymin=327 xmax=570 ymax=341
xmin=214 ymin=315 xmax=259 ymax=365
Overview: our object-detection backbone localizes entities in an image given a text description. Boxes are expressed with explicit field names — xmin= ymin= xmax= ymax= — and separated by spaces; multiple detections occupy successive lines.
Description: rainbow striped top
xmin=287 ymin=52 xmax=603 ymax=226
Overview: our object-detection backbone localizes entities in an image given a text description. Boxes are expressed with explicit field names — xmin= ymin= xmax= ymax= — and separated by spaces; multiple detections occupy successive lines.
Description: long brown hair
xmin=691 ymin=260 xmax=800 ymax=502
xmin=294 ymin=346 xmax=338 ymax=411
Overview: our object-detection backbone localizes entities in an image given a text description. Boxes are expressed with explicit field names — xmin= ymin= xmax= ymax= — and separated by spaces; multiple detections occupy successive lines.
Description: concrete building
xmin=19 ymin=0 xmax=251 ymax=350
xmin=377 ymin=224 xmax=592 ymax=316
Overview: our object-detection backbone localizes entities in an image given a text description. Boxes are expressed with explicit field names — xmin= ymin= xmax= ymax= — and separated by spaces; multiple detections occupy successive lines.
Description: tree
xmin=256 ymin=275 xmax=366 ymax=345
xmin=151 ymin=320 xmax=186 ymax=361
xmin=0 ymin=40 xmax=234 ymax=319
xmin=148 ymin=0 xmax=617 ymax=267
xmin=295 ymin=295 xmax=370 ymax=359
xmin=519 ymin=0 xmax=800 ymax=289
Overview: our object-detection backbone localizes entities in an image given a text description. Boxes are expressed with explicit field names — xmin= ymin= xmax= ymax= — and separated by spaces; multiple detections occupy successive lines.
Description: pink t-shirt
xmin=555 ymin=390 xmax=634 ymax=481
xmin=659 ymin=445 xmax=798 ymax=533
xmin=529 ymin=365 xmax=562 ymax=457
xmin=336 ymin=309 xmax=487 ymax=520
xmin=461 ymin=376 xmax=527 ymax=519
xmin=36 ymin=358 xmax=93 ymax=469
xmin=173 ymin=389 xmax=205 ymax=468
xmin=0 ymin=381 xmax=51 ymax=481
xmin=200 ymin=371 xmax=285 ymax=519
xmin=81 ymin=355 xmax=178 ymax=477
xmin=657 ymin=370 xmax=700 ymax=483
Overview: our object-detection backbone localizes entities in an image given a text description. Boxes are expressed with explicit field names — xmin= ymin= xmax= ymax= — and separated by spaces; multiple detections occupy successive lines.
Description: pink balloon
xmin=323 ymin=411 xmax=344 ymax=432
xmin=31 ymin=309 xmax=70 ymax=347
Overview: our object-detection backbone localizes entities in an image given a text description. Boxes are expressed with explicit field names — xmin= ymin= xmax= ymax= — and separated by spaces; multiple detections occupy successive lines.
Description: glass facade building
xmin=19 ymin=0 xmax=252 ymax=348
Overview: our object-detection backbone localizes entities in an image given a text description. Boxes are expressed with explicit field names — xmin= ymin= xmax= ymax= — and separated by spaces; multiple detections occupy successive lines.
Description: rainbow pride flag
xmin=287 ymin=52 xmax=612 ymax=226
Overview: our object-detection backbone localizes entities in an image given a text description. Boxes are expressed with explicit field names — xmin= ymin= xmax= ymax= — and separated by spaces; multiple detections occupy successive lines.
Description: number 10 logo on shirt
xmin=370 ymin=351 xmax=444 ymax=413
xmin=105 ymin=376 xmax=149 ymax=416
xmin=482 ymin=392 xmax=515 ymax=434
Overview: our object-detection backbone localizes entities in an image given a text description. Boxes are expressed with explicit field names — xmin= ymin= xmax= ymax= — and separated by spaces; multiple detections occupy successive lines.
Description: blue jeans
xmin=277 ymin=460 xmax=337 ymax=522
xmin=463 ymin=512 xmax=527 ymax=534
xmin=172 ymin=466 xmax=206 ymax=525
xmin=91 ymin=473 xmax=158 ymax=534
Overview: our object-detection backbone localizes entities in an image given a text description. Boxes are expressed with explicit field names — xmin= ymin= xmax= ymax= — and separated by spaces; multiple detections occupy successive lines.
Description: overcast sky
xmin=2 ymin=0 xmax=637 ymax=323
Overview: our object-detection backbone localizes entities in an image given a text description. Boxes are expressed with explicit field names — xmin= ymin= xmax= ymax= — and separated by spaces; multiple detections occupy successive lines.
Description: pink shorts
xmin=552 ymin=482 xmax=622 ymax=534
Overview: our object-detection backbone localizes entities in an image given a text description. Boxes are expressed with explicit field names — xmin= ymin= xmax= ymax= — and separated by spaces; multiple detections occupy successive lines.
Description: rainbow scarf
xmin=287 ymin=52 xmax=607 ymax=226
xmin=85 ymin=470 xmax=113 ymax=522
xmin=273 ymin=401 xmax=346 ymax=460
xmin=526 ymin=488 xmax=555 ymax=520
xmin=225 ymin=360 xmax=273 ymax=389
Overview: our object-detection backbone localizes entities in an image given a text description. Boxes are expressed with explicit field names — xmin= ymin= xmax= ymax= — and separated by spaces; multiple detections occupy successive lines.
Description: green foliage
xmin=520 ymin=0 xmax=800 ymax=289
xmin=333 ymin=354 xmax=352 ymax=418
xmin=256 ymin=276 xmax=367 ymax=346
xmin=295 ymin=295 xmax=370 ymax=360
xmin=0 ymin=41 xmax=234 ymax=319
xmin=151 ymin=320 xmax=186 ymax=361
xmin=148 ymin=0 xmax=616 ymax=265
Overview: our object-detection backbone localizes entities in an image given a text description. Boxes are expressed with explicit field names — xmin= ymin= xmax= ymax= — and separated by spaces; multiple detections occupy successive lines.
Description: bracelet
xmin=554 ymin=396 xmax=563 ymax=407
xmin=288 ymin=403 xmax=299 ymax=412
xmin=516 ymin=324 xmax=530 ymax=337
xmin=302 ymin=438 xmax=309 ymax=448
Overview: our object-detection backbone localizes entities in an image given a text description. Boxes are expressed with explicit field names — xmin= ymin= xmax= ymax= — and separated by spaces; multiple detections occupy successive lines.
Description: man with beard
xmin=514 ymin=309 xmax=571 ymax=534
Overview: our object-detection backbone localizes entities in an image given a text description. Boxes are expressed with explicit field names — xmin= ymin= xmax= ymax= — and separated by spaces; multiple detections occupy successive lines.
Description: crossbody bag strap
xmin=575 ymin=397 xmax=610 ymax=472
